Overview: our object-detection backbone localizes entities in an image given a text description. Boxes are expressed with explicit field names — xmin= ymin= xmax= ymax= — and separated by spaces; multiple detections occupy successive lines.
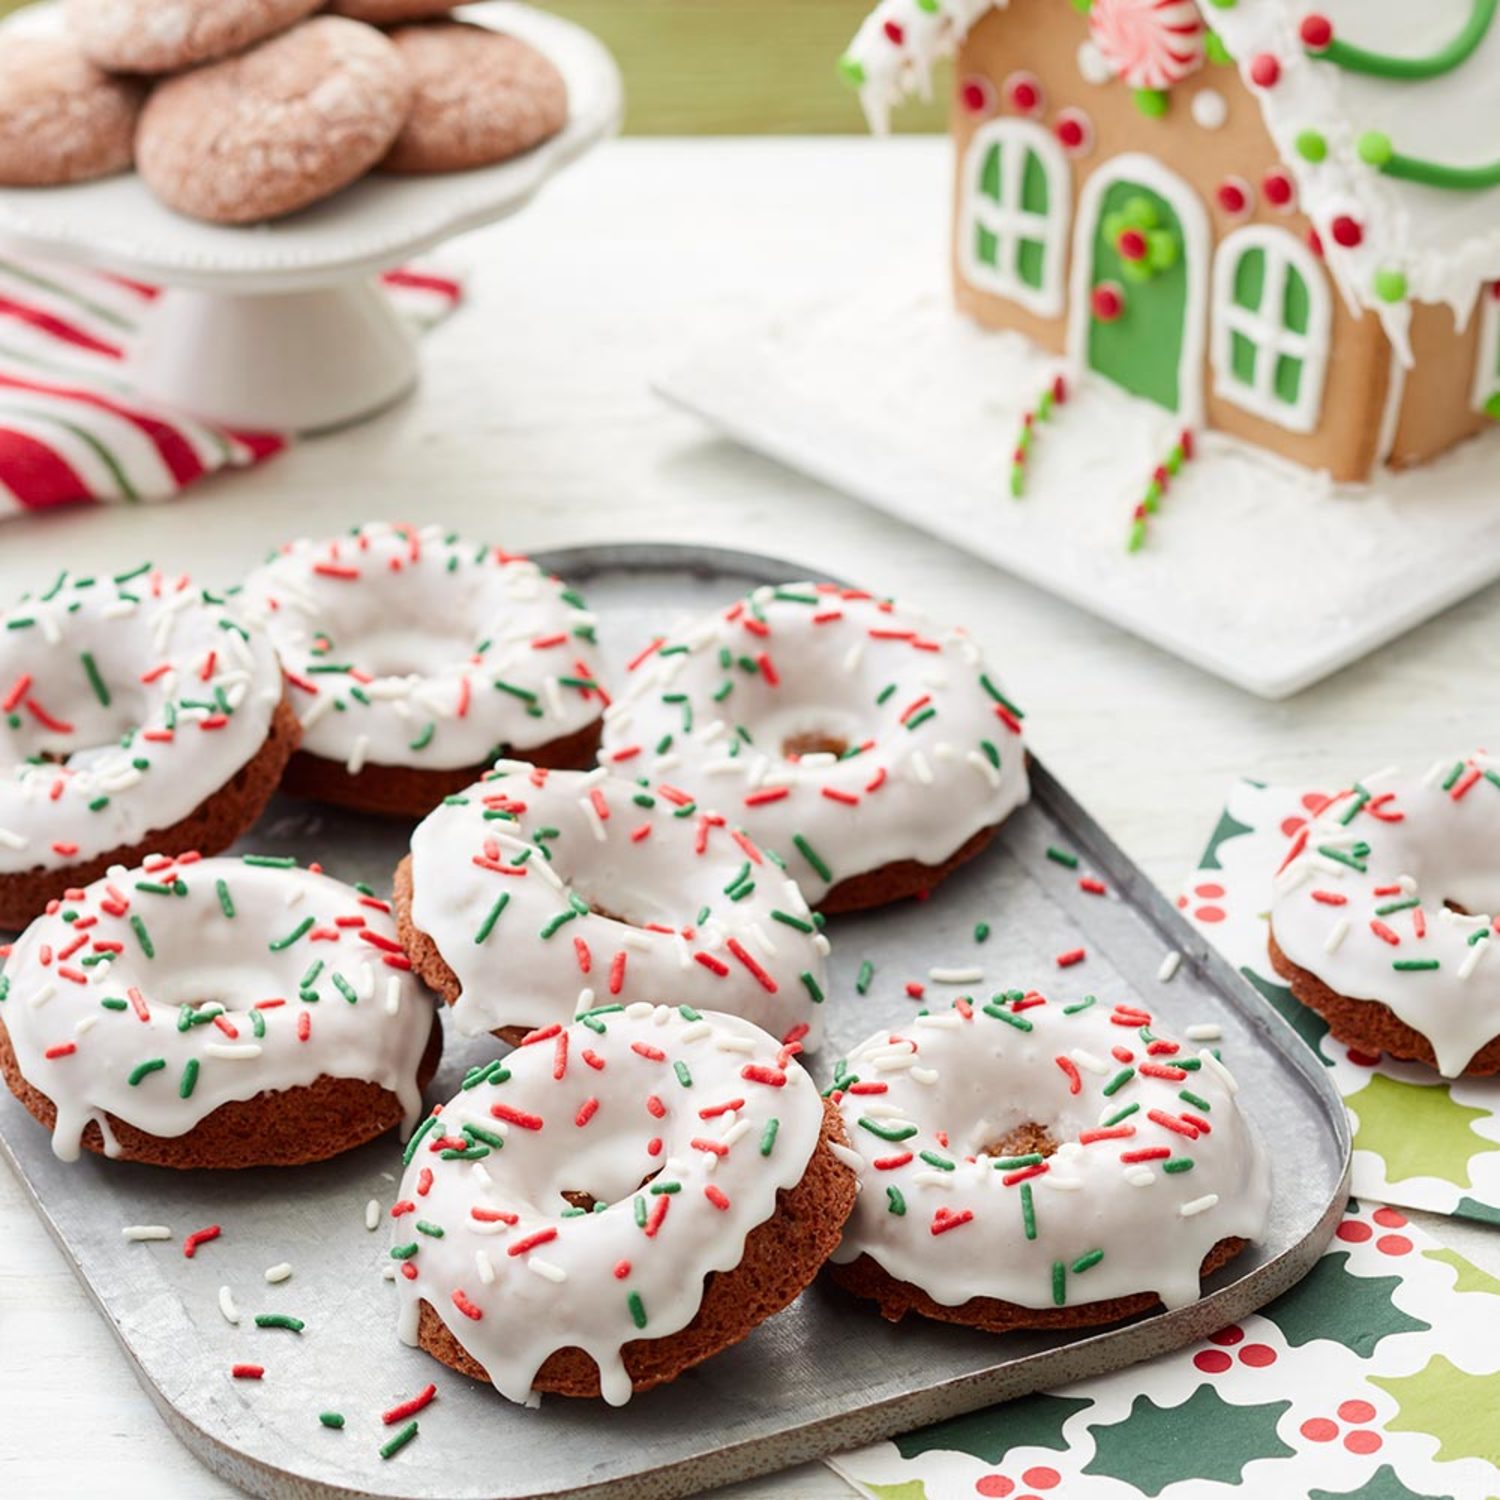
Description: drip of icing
xmin=1270 ymin=757 xmax=1500 ymax=1076
xmin=599 ymin=584 xmax=1029 ymax=906
xmin=0 ymin=569 xmax=282 ymax=875
xmin=831 ymin=994 xmax=1270 ymax=1311
xmin=408 ymin=762 xmax=830 ymax=1046
xmin=0 ymin=856 xmax=435 ymax=1161
xmin=241 ymin=522 xmax=604 ymax=773
xmin=390 ymin=1004 xmax=823 ymax=1406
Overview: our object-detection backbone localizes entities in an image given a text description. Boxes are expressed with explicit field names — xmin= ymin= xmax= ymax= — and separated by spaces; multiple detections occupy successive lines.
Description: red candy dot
xmin=883 ymin=18 xmax=904 ymax=43
xmin=1331 ymin=215 xmax=1364 ymax=248
xmin=1373 ymin=1206 xmax=1408 ymax=1228
xmin=1301 ymin=1418 xmax=1339 ymax=1443
xmin=960 ymin=77 xmax=994 ymax=114
xmin=1005 ymin=71 xmax=1043 ymax=114
xmin=1195 ymin=906 xmax=1226 ymax=924
xmin=1216 ymin=177 xmax=1253 ymax=217
xmin=1346 ymin=1048 xmax=1381 ymax=1067
xmin=1300 ymin=13 xmax=1333 ymax=49
xmin=1263 ymin=168 xmax=1296 ymax=210
xmin=1195 ymin=1350 xmax=1233 ymax=1374
xmin=1022 ymin=1471 xmax=1060 ymax=1492
xmin=1345 ymin=1430 xmax=1383 ymax=1455
xmin=1250 ymin=53 xmax=1281 ymax=87
xmin=1336 ymin=1220 xmax=1373 ymax=1243
xmin=1195 ymin=882 xmax=1226 ymax=899
xmin=1055 ymin=107 xmax=1093 ymax=154
xmin=1092 ymin=282 xmax=1125 ymax=321
xmin=1338 ymin=1399 xmax=1376 ymax=1423
xmin=1377 ymin=1234 xmax=1412 ymax=1256
xmin=1117 ymin=228 xmax=1148 ymax=262
xmin=1239 ymin=1343 xmax=1277 ymax=1368
xmin=1209 ymin=1324 xmax=1245 ymax=1345
xmin=976 ymin=1479 xmax=1015 ymax=1498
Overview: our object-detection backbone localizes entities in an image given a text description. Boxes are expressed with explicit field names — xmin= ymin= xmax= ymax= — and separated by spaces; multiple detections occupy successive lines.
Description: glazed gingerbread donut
xmin=0 ymin=567 xmax=297 ymax=931
xmin=395 ymin=761 xmax=830 ymax=1048
xmin=0 ymin=855 xmax=441 ymax=1166
xmin=242 ymin=524 xmax=606 ymax=818
xmin=601 ymin=584 xmax=1029 ymax=912
xmin=392 ymin=1003 xmax=856 ymax=1403
xmin=828 ymin=992 xmax=1269 ymax=1329
xmin=1269 ymin=757 xmax=1500 ymax=1078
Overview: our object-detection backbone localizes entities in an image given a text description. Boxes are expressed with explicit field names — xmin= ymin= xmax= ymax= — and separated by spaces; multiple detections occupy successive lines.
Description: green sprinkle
xmin=215 ymin=880 xmax=235 ymax=918
xmin=673 ymin=1060 xmax=692 ymax=1088
xmin=886 ymin=1186 xmax=906 ymax=1216
xmin=80 ymin=652 xmax=110 ymax=707
xmin=269 ymin=917 xmax=315 ymax=952
xmin=242 ymin=854 xmax=298 ymax=869
xmin=1374 ymin=897 xmax=1419 ymax=917
xmin=1103 ymin=1066 xmax=1136 ymax=1096
xmin=461 ymin=1123 xmax=506 ymax=1149
xmin=1394 ymin=958 xmax=1440 ymax=971
xmin=1052 ymin=1260 xmax=1067 ymax=1305
xmin=390 ymin=1243 xmax=419 ymax=1260
xmin=1101 ymin=1102 xmax=1140 ymax=1127
xmin=402 ymin=1113 xmax=440 ymax=1166
xmin=1020 ymin=1183 xmax=1037 ymax=1240
xmin=856 ymin=960 xmax=874 ymax=995
xmin=128 ymin=1058 xmax=166 ymax=1086
xmin=1046 ymin=845 xmax=1079 ymax=868
xmin=800 ymin=971 xmax=825 ymax=1005
xmin=100 ymin=997 xmax=127 ymax=1012
xmin=380 ymin=1421 xmax=419 ymax=1460
xmin=981 ymin=1002 xmax=1034 ymax=1032
xmin=539 ymin=909 xmax=577 ymax=939
xmin=974 ymin=922 xmax=991 ymax=943
xmin=1072 ymin=1249 xmax=1104 ymax=1274
xmin=627 ymin=1292 xmax=648 ymax=1329
xmin=1063 ymin=995 xmax=1098 ymax=1015
xmin=408 ymin=722 xmax=436 ymax=752
xmin=415 ymin=1220 xmax=445 ymax=1238
xmin=319 ymin=1413 xmax=345 ymax=1430
xmin=918 ymin=1150 xmax=955 ymax=1171
xmin=129 ymin=915 xmax=154 ymax=958
xmin=332 ymin=973 xmax=358 ymax=1005
xmin=1179 ymin=1089 xmax=1211 ymax=1112
xmin=792 ymin=834 xmax=832 ymax=883
xmin=474 ymin=892 xmax=510 ymax=943
xmin=179 ymin=1058 xmax=199 ymax=1098
xmin=859 ymin=1116 xmax=918 ymax=1142
xmin=1163 ymin=1157 xmax=1195 ymax=1174
xmin=904 ymin=706 xmax=937 ymax=731
xmin=759 ymin=1118 xmax=780 ymax=1156
xmin=993 ymin=1153 xmax=1043 ymax=1170
xmin=254 ymin=1314 xmax=305 ymax=1333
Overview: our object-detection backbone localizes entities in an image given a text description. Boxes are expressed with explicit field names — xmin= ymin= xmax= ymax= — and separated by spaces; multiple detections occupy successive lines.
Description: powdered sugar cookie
xmin=382 ymin=22 xmax=568 ymax=175
xmin=0 ymin=37 xmax=143 ymax=188
xmin=135 ymin=18 xmax=412 ymax=225
xmin=65 ymin=0 xmax=322 ymax=75
xmin=328 ymin=0 xmax=454 ymax=22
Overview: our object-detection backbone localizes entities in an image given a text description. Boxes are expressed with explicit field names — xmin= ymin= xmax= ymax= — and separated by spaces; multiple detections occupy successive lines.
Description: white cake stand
xmin=0 ymin=2 xmax=623 ymax=431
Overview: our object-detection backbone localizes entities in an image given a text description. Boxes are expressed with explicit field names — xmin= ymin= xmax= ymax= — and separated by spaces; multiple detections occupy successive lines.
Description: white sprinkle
xmin=1040 ymin=1175 xmax=1082 ymax=1191
xmin=204 ymin=1044 xmax=263 ymax=1060
xmin=579 ymin=795 xmax=608 ymax=842
xmin=1185 ymin=1023 xmax=1221 ymax=1042
xmin=1324 ymin=918 xmax=1350 ymax=953
xmin=0 ymin=827 xmax=26 ymax=850
xmin=1069 ymin=1047 xmax=1109 ymax=1075
xmin=1459 ymin=935 xmax=1490 ymax=980
xmin=384 ymin=977 xmax=402 ymax=1015
xmin=218 ymin=1286 xmax=241 ymax=1324
xmin=1180 ymin=1193 xmax=1220 ymax=1217
xmin=720 ymin=1118 xmax=753 ymax=1149
xmin=529 ymin=1258 xmax=567 ymax=1283
xmin=911 ymin=1171 xmax=954 ymax=1189
xmin=365 ymin=1198 xmax=381 ymax=1231
xmin=475 ymin=1250 xmax=496 ymax=1285
xmin=264 ymin=1263 xmax=293 ymax=1284
xmin=914 ymin=1012 xmax=963 ymax=1030
xmin=1124 ymin=1167 xmax=1156 ymax=1187
xmin=382 ymin=1264 xmax=397 ymax=1281
xmin=74 ymin=1014 xmax=99 ymax=1037
xmin=714 ymin=1035 xmax=756 ymax=1054
xmin=1157 ymin=951 xmax=1182 ymax=983
xmin=346 ymin=734 xmax=370 ymax=776
xmin=928 ymin=966 xmax=983 ymax=984
xmin=910 ymin=1066 xmax=939 ymax=1085
xmin=872 ymin=1052 xmax=918 ymax=1073
xmin=27 ymin=984 xmax=55 ymax=1010
xmin=829 ymin=1143 xmax=865 ymax=1172
xmin=679 ymin=1021 xmax=711 ymax=1043
xmin=1200 ymin=1049 xmax=1239 ymax=1094
xmin=121 ymin=1224 xmax=171 ymax=1242
xmin=625 ymin=1001 xmax=653 ymax=1019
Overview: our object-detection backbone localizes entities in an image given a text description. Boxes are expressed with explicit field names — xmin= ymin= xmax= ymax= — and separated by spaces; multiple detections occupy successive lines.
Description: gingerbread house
xmin=841 ymin=0 xmax=1500 ymax=483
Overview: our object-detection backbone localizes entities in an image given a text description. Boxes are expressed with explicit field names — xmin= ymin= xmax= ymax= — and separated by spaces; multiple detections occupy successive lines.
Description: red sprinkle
xmin=183 ymin=1225 xmax=221 ymax=1258
xmin=452 ymin=1290 xmax=484 ymax=1320
xmin=1055 ymin=1055 xmax=1081 ymax=1094
xmin=704 ymin=1185 xmax=732 ymax=1211
xmin=507 ymin=1228 xmax=559 ymax=1258
xmin=1055 ymin=947 xmax=1086 ymax=969
xmin=231 ymin=1365 xmax=264 ymax=1380
xmin=382 ymin=1384 xmax=437 ymax=1424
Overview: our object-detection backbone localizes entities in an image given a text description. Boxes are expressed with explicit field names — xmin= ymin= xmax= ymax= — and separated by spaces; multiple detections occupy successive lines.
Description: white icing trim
xmin=1066 ymin=153 xmax=1209 ymax=426
xmin=957 ymin=118 xmax=1072 ymax=319
xmin=1211 ymin=225 xmax=1331 ymax=436
xmin=1377 ymin=340 xmax=1408 ymax=465
xmin=1470 ymin=288 xmax=1500 ymax=418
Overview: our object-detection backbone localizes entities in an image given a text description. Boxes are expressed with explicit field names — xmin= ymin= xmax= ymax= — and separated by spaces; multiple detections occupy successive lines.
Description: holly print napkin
xmin=1178 ymin=780 xmax=1500 ymax=1224
xmin=829 ymin=1201 xmax=1500 ymax=1500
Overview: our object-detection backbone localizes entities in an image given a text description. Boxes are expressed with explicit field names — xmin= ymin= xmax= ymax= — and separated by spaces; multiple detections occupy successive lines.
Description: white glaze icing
xmin=599 ymin=584 xmax=1029 ymax=907
xmin=830 ymin=993 xmax=1270 ymax=1311
xmin=0 ymin=568 xmax=282 ymax=878
xmin=407 ymin=763 xmax=830 ymax=1047
xmin=0 ymin=855 xmax=435 ymax=1160
xmin=843 ymin=0 xmax=1500 ymax=358
xmin=241 ymin=523 xmax=604 ymax=775
xmin=1270 ymin=757 xmax=1500 ymax=1076
xmin=391 ymin=1003 xmax=826 ymax=1406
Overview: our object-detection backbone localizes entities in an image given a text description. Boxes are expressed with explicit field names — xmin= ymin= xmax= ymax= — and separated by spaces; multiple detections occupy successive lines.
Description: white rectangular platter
xmin=656 ymin=279 xmax=1500 ymax=700
xmin=0 ymin=544 xmax=1349 ymax=1499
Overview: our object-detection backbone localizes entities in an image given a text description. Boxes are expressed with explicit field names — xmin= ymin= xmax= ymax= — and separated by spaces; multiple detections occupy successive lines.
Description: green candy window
xmin=1211 ymin=226 xmax=1331 ymax=435
xmin=958 ymin=119 xmax=1071 ymax=320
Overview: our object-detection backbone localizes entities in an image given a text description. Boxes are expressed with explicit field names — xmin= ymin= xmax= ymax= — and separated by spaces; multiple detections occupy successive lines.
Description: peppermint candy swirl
xmin=1088 ymin=0 xmax=1205 ymax=90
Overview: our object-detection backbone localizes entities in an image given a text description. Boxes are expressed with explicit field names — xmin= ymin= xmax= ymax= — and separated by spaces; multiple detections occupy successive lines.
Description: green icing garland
xmin=1303 ymin=0 xmax=1496 ymax=81
xmin=1358 ymin=130 xmax=1500 ymax=191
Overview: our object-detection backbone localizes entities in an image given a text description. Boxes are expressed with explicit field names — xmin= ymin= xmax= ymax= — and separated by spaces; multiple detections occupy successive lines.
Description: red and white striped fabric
xmin=0 ymin=256 xmax=462 ymax=518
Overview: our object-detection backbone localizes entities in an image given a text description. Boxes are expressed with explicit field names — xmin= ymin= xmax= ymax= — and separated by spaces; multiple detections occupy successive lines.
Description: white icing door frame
xmin=957 ymin=117 xmax=1072 ymax=319
xmin=1469 ymin=286 xmax=1500 ymax=418
xmin=1066 ymin=152 xmax=1210 ymax=428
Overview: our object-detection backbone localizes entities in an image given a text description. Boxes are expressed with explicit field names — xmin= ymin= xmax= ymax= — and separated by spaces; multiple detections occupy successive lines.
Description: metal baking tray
xmin=0 ymin=543 xmax=1350 ymax=1500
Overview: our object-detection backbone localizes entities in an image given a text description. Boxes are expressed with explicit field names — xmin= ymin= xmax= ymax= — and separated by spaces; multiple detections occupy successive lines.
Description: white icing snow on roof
xmin=843 ymin=0 xmax=1500 ymax=356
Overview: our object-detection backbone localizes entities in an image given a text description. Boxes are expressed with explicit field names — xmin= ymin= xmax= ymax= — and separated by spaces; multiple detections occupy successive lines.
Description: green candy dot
xmin=1133 ymin=88 xmax=1168 ymax=119
xmin=837 ymin=55 xmax=866 ymax=88
xmin=1295 ymin=129 xmax=1327 ymax=163
xmin=1358 ymin=130 xmax=1394 ymax=168
xmin=1374 ymin=267 xmax=1408 ymax=303
xmin=1484 ymin=393 xmax=1500 ymax=421
xmin=1205 ymin=32 xmax=1232 ymax=64
xmin=1205 ymin=0 xmax=1236 ymax=7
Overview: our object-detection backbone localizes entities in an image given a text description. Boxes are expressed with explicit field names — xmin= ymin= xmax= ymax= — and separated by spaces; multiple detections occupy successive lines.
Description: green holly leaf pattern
xmin=1309 ymin=1464 xmax=1453 ymax=1500
xmin=1241 ymin=964 xmax=1333 ymax=1066
xmin=1259 ymin=1251 xmax=1430 ymax=1357
xmin=1422 ymin=1246 xmax=1500 ymax=1298
xmin=1345 ymin=1074 xmax=1500 ymax=1187
xmin=1081 ymin=1384 xmax=1293 ymax=1495
xmin=893 ymin=1392 xmax=1091 ymax=1463
xmin=1371 ymin=1356 xmax=1500 ymax=1466
xmin=1455 ymin=1195 xmax=1500 ymax=1226
xmin=1198 ymin=807 xmax=1255 ymax=870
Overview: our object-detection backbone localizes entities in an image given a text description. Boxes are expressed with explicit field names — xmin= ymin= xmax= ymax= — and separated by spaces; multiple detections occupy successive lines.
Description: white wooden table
xmin=3 ymin=137 xmax=1499 ymax=1499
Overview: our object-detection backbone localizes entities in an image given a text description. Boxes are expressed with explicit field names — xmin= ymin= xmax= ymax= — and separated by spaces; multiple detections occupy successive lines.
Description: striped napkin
xmin=0 ymin=256 xmax=462 ymax=517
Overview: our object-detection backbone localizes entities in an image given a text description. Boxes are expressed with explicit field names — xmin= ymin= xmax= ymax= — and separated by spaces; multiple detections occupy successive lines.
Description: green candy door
xmin=1078 ymin=166 xmax=1204 ymax=418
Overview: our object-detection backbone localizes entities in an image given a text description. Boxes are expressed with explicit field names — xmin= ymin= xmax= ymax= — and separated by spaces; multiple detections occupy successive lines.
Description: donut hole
xmin=353 ymin=623 xmax=476 ymax=680
xmin=981 ymin=1121 xmax=1060 ymax=1160
xmin=558 ymin=1165 xmax=660 ymax=1214
xmin=783 ymin=730 xmax=850 ymax=761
